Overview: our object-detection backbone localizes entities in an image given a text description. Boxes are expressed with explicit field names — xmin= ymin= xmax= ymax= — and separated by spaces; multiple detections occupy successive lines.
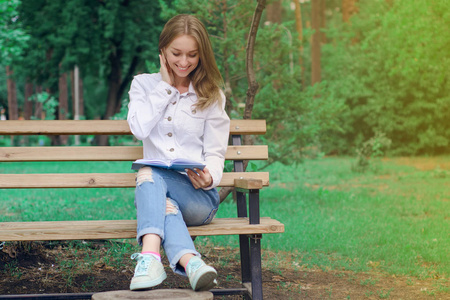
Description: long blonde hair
xmin=159 ymin=14 xmax=223 ymax=110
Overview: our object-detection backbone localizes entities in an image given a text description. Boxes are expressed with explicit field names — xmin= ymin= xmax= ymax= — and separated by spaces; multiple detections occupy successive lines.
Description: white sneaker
xmin=130 ymin=253 xmax=167 ymax=290
xmin=185 ymin=256 xmax=217 ymax=291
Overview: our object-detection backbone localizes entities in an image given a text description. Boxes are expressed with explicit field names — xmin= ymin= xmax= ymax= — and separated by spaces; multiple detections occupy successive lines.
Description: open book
xmin=131 ymin=158 xmax=206 ymax=172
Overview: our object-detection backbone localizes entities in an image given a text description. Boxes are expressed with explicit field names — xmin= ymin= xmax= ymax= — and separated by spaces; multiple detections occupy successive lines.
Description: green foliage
xmin=30 ymin=91 xmax=58 ymax=120
xmin=1 ymin=0 xmax=449 ymax=155
xmin=323 ymin=0 xmax=450 ymax=155
xmin=0 ymin=0 xmax=29 ymax=65
xmin=12 ymin=0 xmax=163 ymax=119
xmin=352 ymin=131 xmax=392 ymax=173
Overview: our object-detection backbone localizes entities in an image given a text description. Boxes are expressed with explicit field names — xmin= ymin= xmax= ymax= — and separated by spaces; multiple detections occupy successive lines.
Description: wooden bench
xmin=0 ymin=119 xmax=284 ymax=300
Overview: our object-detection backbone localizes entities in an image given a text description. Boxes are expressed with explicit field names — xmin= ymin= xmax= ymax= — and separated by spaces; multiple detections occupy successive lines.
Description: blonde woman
xmin=127 ymin=14 xmax=230 ymax=291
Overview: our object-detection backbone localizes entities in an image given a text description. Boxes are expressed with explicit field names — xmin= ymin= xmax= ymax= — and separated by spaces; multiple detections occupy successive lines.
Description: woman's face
xmin=165 ymin=34 xmax=199 ymax=81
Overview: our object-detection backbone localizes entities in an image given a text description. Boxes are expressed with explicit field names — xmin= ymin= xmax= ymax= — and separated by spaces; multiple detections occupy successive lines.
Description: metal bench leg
xmin=239 ymin=234 xmax=251 ymax=284
xmin=250 ymin=234 xmax=263 ymax=300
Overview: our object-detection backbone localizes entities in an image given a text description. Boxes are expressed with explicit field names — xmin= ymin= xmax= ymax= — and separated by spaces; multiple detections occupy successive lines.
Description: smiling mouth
xmin=177 ymin=65 xmax=189 ymax=71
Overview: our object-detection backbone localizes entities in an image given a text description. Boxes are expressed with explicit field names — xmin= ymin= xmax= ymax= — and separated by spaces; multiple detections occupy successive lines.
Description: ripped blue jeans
xmin=134 ymin=167 xmax=219 ymax=275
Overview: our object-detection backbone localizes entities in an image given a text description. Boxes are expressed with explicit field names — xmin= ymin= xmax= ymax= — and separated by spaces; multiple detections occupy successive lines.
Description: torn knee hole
xmin=136 ymin=167 xmax=154 ymax=185
xmin=166 ymin=199 xmax=178 ymax=215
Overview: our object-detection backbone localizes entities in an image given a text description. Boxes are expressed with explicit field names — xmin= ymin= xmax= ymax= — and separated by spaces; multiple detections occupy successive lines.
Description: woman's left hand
xmin=186 ymin=167 xmax=213 ymax=189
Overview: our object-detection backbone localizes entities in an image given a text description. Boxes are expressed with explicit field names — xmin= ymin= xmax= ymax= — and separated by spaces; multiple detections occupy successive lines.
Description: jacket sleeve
xmin=202 ymin=92 xmax=230 ymax=190
xmin=127 ymin=75 xmax=177 ymax=140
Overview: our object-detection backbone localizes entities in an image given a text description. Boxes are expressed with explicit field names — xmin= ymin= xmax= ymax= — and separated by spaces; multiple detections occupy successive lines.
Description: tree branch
xmin=219 ymin=0 xmax=266 ymax=203
xmin=243 ymin=0 xmax=266 ymax=121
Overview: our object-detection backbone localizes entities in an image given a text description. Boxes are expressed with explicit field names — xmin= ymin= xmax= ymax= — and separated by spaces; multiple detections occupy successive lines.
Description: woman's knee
xmin=136 ymin=167 xmax=162 ymax=186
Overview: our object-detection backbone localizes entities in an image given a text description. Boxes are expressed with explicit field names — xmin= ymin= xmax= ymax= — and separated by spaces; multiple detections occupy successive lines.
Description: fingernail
xmin=185 ymin=169 xmax=188 ymax=172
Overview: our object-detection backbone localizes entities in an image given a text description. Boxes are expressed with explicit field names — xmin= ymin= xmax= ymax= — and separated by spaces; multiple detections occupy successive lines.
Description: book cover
xmin=131 ymin=158 xmax=206 ymax=172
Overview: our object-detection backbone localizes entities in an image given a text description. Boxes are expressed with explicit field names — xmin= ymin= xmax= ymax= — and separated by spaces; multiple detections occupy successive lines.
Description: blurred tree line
xmin=0 ymin=0 xmax=449 ymax=157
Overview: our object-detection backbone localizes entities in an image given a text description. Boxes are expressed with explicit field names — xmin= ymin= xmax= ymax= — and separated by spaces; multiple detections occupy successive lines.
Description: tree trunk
xmin=34 ymin=86 xmax=43 ymax=119
xmin=58 ymin=70 xmax=69 ymax=145
xmin=24 ymin=82 xmax=33 ymax=120
xmin=342 ymin=0 xmax=358 ymax=23
xmin=6 ymin=66 xmax=18 ymax=146
xmin=266 ymin=0 xmax=282 ymax=24
xmin=320 ymin=0 xmax=327 ymax=43
xmin=71 ymin=68 xmax=85 ymax=118
xmin=105 ymin=52 xmax=122 ymax=120
xmin=6 ymin=66 xmax=18 ymax=121
xmin=311 ymin=0 xmax=321 ymax=86
xmin=294 ymin=0 xmax=305 ymax=89
xmin=219 ymin=0 xmax=267 ymax=203
xmin=221 ymin=0 xmax=234 ymax=115
xmin=97 ymin=50 xmax=139 ymax=146
xmin=96 ymin=51 xmax=122 ymax=146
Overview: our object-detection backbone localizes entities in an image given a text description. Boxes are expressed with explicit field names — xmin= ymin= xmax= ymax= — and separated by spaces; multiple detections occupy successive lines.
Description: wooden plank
xmin=0 ymin=218 xmax=284 ymax=241
xmin=0 ymin=146 xmax=143 ymax=162
xmin=0 ymin=120 xmax=131 ymax=135
xmin=234 ymin=178 xmax=263 ymax=190
xmin=0 ymin=145 xmax=268 ymax=162
xmin=0 ymin=120 xmax=266 ymax=135
xmin=226 ymin=145 xmax=268 ymax=160
xmin=230 ymin=119 xmax=266 ymax=135
xmin=0 ymin=172 xmax=269 ymax=188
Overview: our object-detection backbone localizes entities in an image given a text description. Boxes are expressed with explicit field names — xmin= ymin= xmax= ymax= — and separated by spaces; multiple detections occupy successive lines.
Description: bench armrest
xmin=234 ymin=178 xmax=263 ymax=190
xmin=234 ymin=178 xmax=262 ymax=225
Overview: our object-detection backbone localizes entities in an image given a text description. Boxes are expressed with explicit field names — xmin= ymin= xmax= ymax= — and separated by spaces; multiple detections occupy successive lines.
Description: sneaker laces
xmin=131 ymin=253 xmax=152 ymax=276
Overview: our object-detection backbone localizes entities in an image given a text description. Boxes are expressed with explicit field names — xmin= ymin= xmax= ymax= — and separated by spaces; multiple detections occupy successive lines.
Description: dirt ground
xmin=0 ymin=241 xmax=448 ymax=299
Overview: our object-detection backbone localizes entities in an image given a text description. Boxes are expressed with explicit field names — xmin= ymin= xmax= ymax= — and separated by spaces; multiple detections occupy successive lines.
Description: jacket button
xmin=169 ymin=148 xmax=174 ymax=152
xmin=166 ymin=89 xmax=172 ymax=95
xmin=192 ymin=109 xmax=197 ymax=115
xmin=167 ymin=116 xmax=172 ymax=121
xmin=168 ymin=132 xmax=173 ymax=137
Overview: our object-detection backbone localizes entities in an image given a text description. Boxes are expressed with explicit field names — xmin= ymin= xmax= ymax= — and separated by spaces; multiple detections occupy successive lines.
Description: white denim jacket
xmin=127 ymin=73 xmax=230 ymax=190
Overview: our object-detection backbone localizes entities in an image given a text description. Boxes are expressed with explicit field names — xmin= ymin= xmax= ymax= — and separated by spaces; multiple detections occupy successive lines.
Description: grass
xmin=205 ymin=156 xmax=450 ymax=279
xmin=1 ymin=157 xmax=449 ymax=282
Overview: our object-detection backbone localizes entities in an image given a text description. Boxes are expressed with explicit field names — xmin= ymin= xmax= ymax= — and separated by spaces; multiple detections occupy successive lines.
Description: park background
xmin=1 ymin=0 xmax=449 ymax=298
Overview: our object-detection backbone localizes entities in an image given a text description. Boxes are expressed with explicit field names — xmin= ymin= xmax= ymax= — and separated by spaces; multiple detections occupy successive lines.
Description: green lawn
xmin=1 ymin=157 xmax=449 ymax=280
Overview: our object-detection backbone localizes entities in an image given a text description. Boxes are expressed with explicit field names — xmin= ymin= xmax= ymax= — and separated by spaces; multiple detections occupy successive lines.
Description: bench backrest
xmin=0 ymin=120 xmax=269 ymax=188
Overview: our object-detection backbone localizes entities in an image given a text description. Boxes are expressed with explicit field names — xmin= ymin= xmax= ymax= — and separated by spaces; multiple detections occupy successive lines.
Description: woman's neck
xmin=173 ymin=76 xmax=190 ymax=93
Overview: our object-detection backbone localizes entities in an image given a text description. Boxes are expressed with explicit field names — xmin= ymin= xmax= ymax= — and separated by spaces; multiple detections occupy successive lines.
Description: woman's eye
xmin=172 ymin=53 xmax=180 ymax=56
xmin=189 ymin=54 xmax=198 ymax=58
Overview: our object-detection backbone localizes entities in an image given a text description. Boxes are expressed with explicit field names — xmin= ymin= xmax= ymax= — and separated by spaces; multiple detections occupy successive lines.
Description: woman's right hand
xmin=159 ymin=52 xmax=173 ymax=86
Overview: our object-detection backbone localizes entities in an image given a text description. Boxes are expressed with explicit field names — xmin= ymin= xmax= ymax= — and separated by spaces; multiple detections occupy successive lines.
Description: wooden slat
xmin=234 ymin=178 xmax=263 ymax=190
xmin=230 ymin=119 xmax=266 ymax=135
xmin=0 ymin=120 xmax=131 ymax=135
xmin=0 ymin=218 xmax=284 ymax=241
xmin=226 ymin=145 xmax=268 ymax=160
xmin=0 ymin=172 xmax=269 ymax=188
xmin=0 ymin=145 xmax=268 ymax=162
xmin=0 ymin=120 xmax=265 ymax=135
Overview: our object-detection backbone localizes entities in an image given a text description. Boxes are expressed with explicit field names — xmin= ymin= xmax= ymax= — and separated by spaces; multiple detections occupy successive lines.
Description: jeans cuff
xmin=170 ymin=249 xmax=200 ymax=276
xmin=136 ymin=227 xmax=164 ymax=246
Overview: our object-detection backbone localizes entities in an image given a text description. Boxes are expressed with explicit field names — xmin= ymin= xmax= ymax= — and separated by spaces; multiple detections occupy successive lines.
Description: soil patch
xmin=1 ymin=241 xmax=448 ymax=299
xmin=382 ymin=157 xmax=450 ymax=171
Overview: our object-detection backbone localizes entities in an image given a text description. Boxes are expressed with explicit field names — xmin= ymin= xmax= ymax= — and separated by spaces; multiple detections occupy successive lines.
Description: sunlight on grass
xmin=205 ymin=157 xmax=450 ymax=279
xmin=1 ymin=157 xmax=449 ymax=280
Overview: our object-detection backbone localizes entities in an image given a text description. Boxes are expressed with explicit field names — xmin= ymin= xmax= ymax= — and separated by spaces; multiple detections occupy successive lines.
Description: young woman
xmin=127 ymin=14 xmax=230 ymax=291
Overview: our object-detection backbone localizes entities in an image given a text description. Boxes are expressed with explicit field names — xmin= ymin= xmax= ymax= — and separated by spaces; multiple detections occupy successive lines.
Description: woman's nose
xmin=180 ymin=56 xmax=188 ymax=65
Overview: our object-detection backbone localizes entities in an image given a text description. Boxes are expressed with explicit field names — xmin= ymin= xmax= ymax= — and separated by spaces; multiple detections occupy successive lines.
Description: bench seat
xmin=0 ymin=217 xmax=284 ymax=241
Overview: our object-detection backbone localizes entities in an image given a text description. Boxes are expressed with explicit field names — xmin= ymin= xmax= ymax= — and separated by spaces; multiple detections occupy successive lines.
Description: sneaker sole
xmin=193 ymin=269 xmax=217 ymax=291
xmin=130 ymin=272 xmax=167 ymax=291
